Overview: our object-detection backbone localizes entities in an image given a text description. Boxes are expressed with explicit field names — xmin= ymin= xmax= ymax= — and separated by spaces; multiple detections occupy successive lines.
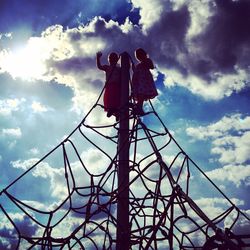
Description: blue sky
xmin=0 ymin=0 xmax=250 ymax=248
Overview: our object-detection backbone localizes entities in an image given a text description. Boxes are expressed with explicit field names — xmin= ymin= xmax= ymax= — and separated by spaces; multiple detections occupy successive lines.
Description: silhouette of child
xmin=131 ymin=48 xmax=158 ymax=115
xmin=96 ymin=51 xmax=121 ymax=119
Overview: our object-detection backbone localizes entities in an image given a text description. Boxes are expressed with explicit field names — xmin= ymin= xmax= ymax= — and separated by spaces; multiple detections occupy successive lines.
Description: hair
xmin=108 ymin=52 xmax=119 ymax=65
xmin=135 ymin=48 xmax=147 ymax=61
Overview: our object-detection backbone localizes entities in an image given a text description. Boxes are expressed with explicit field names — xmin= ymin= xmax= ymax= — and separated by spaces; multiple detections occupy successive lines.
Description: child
xmin=96 ymin=51 xmax=121 ymax=119
xmin=131 ymin=48 xmax=158 ymax=115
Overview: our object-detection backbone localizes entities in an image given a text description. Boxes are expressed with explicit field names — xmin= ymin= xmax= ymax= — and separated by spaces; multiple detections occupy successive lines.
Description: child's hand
xmin=96 ymin=51 xmax=102 ymax=58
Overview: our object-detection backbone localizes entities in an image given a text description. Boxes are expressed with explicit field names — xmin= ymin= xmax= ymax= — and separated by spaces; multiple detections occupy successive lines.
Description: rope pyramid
xmin=1 ymin=56 xmax=250 ymax=249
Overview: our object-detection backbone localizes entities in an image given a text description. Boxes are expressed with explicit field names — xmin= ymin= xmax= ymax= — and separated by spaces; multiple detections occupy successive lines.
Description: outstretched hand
xmin=96 ymin=51 xmax=102 ymax=58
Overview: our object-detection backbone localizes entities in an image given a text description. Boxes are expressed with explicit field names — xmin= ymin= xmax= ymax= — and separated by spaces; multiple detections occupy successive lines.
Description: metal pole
xmin=116 ymin=52 xmax=130 ymax=250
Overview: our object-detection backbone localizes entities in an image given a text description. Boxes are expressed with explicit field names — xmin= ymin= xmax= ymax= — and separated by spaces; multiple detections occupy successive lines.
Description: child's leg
xmin=135 ymin=96 xmax=145 ymax=115
xmin=137 ymin=97 xmax=144 ymax=110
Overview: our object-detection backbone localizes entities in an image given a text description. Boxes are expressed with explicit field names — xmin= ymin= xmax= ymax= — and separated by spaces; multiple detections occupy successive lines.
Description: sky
xmin=0 ymin=0 xmax=250 ymax=248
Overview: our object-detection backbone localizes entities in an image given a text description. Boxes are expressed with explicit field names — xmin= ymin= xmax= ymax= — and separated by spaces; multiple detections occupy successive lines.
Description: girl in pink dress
xmin=132 ymin=48 xmax=158 ymax=115
xmin=96 ymin=51 xmax=121 ymax=119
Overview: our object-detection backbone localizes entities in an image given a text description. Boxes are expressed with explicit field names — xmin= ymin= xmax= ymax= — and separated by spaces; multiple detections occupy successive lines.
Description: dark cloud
xmin=0 ymin=214 xmax=38 ymax=249
xmin=176 ymin=0 xmax=250 ymax=84
xmin=88 ymin=17 xmax=143 ymax=55
xmin=16 ymin=215 xmax=38 ymax=236
xmin=0 ymin=226 xmax=18 ymax=249
xmin=0 ymin=0 xmax=138 ymax=35
xmin=134 ymin=0 xmax=250 ymax=84
xmin=196 ymin=0 xmax=250 ymax=74
xmin=48 ymin=57 xmax=95 ymax=72
xmin=146 ymin=5 xmax=190 ymax=75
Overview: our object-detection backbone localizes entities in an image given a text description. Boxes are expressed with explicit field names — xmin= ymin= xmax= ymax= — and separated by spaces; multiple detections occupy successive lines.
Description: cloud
xmin=31 ymin=101 xmax=48 ymax=113
xmin=0 ymin=32 xmax=12 ymax=40
xmin=1 ymin=0 xmax=249 ymax=112
xmin=28 ymin=148 xmax=40 ymax=156
xmin=195 ymin=197 xmax=244 ymax=210
xmin=11 ymin=158 xmax=40 ymax=170
xmin=186 ymin=113 xmax=250 ymax=186
xmin=186 ymin=114 xmax=250 ymax=140
xmin=0 ymin=201 xmax=113 ymax=249
xmin=212 ymin=131 xmax=250 ymax=164
xmin=183 ymin=197 xmax=249 ymax=242
xmin=0 ymin=98 xmax=25 ymax=116
xmin=132 ymin=0 xmax=250 ymax=100
xmin=7 ymin=146 xmax=118 ymax=245
xmin=10 ymin=145 xmax=115 ymax=200
xmin=0 ymin=23 xmax=102 ymax=119
xmin=205 ymin=164 xmax=250 ymax=187
xmin=226 ymin=209 xmax=250 ymax=235
xmin=0 ymin=0 xmax=249 ymax=153
xmin=11 ymin=158 xmax=67 ymax=198
xmin=80 ymin=148 xmax=110 ymax=175
xmin=162 ymin=66 xmax=248 ymax=100
xmin=186 ymin=113 xmax=250 ymax=165
xmin=130 ymin=0 xmax=164 ymax=30
xmin=0 ymin=212 xmax=38 ymax=249
xmin=1 ymin=128 xmax=22 ymax=138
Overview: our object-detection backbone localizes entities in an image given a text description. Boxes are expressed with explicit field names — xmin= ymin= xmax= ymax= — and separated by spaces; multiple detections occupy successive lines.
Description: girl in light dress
xmin=132 ymin=48 xmax=158 ymax=115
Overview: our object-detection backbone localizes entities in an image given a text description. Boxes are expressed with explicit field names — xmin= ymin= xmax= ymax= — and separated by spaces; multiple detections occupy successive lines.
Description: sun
xmin=2 ymin=42 xmax=48 ymax=81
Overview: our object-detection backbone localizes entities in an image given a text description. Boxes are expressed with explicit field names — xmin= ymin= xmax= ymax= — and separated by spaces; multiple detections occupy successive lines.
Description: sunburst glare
xmin=0 ymin=38 xmax=49 ymax=81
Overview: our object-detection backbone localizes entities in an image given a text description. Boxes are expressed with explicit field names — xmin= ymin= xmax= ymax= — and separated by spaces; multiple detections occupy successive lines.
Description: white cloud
xmin=187 ymin=114 xmax=250 ymax=138
xmin=28 ymin=148 xmax=40 ymax=155
xmin=1 ymin=128 xmax=22 ymax=138
xmin=225 ymin=209 xmax=250 ymax=234
xmin=185 ymin=0 xmax=216 ymax=38
xmin=186 ymin=114 xmax=250 ymax=165
xmin=184 ymin=197 xmax=238 ymax=228
xmin=20 ymin=200 xmax=48 ymax=210
xmin=11 ymin=158 xmax=40 ymax=170
xmin=31 ymin=101 xmax=48 ymax=113
xmin=131 ymin=0 xmax=164 ymax=31
xmin=162 ymin=67 xmax=248 ymax=100
xmin=11 ymin=158 xmax=67 ymax=197
xmin=212 ymin=131 xmax=250 ymax=164
xmin=186 ymin=114 xmax=250 ymax=186
xmin=167 ymin=0 xmax=215 ymax=38
xmin=80 ymin=148 xmax=110 ymax=174
xmin=10 ymin=147 xmax=115 ymax=200
xmin=0 ymin=98 xmax=25 ymax=116
xmin=205 ymin=164 xmax=250 ymax=187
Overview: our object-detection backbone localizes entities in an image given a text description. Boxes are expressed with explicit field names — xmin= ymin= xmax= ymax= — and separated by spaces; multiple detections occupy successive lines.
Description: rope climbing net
xmin=1 ymin=54 xmax=250 ymax=250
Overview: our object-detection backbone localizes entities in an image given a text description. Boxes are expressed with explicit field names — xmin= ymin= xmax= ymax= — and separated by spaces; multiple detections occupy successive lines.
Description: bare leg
xmin=135 ymin=97 xmax=145 ymax=115
xmin=137 ymin=97 xmax=144 ymax=110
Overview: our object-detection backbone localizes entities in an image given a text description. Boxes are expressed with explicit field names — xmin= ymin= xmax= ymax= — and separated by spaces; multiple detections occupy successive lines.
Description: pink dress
xmin=103 ymin=65 xmax=121 ymax=111
xmin=132 ymin=59 xmax=158 ymax=100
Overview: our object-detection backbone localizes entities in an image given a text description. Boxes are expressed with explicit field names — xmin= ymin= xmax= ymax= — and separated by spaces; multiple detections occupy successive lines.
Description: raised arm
xmin=144 ymin=58 xmax=154 ymax=69
xmin=96 ymin=51 xmax=106 ymax=71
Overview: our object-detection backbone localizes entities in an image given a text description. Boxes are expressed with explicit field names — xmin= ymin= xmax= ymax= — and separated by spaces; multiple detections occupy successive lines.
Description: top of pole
xmin=119 ymin=51 xmax=130 ymax=122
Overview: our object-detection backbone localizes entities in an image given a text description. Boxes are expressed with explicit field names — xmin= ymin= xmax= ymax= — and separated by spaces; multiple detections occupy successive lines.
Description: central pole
xmin=116 ymin=52 xmax=130 ymax=250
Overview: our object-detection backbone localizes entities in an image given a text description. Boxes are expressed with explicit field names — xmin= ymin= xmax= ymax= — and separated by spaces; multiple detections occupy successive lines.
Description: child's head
xmin=108 ymin=52 xmax=119 ymax=65
xmin=135 ymin=48 xmax=147 ymax=62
